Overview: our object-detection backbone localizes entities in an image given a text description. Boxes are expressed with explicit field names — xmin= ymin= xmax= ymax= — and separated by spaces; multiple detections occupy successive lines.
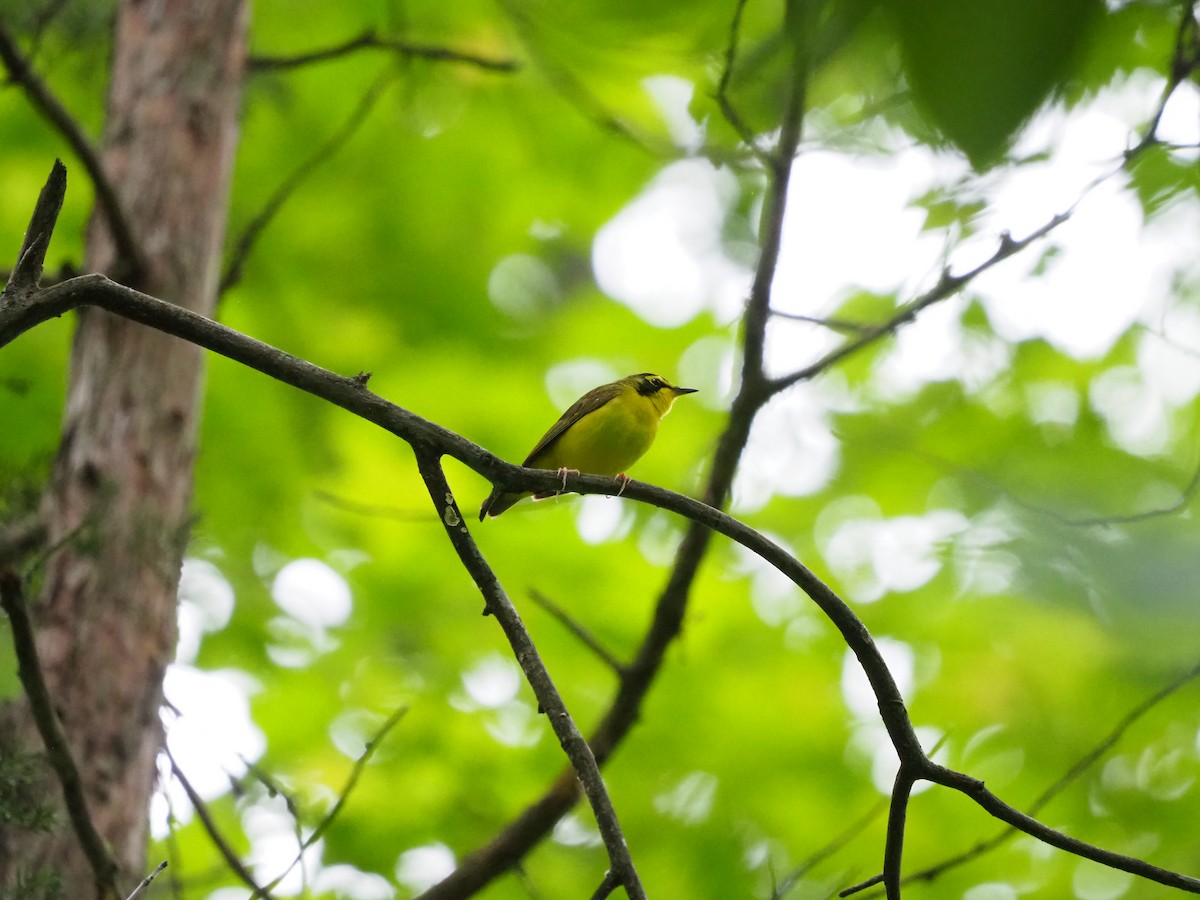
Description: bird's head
xmin=625 ymin=373 xmax=698 ymax=415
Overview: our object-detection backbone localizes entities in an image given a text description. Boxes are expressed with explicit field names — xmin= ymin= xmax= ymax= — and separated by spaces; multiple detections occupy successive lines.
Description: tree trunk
xmin=0 ymin=2 xmax=245 ymax=894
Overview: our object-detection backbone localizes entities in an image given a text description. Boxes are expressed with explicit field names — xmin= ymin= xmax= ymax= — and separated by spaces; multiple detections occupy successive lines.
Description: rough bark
xmin=0 ymin=2 xmax=246 ymax=894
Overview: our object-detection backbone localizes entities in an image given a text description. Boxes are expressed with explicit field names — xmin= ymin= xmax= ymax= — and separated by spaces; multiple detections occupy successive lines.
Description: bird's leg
xmin=611 ymin=473 xmax=630 ymax=498
xmin=554 ymin=467 xmax=580 ymax=502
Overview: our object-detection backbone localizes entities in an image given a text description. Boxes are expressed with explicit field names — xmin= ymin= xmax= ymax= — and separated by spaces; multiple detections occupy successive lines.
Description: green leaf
xmin=883 ymin=0 xmax=1104 ymax=166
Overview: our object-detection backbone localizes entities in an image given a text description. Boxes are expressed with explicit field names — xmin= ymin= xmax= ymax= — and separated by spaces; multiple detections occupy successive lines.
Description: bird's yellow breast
xmin=530 ymin=387 xmax=661 ymax=476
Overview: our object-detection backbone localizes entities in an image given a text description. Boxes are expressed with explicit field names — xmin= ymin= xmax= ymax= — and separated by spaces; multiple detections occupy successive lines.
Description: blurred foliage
xmin=2 ymin=1 xmax=1200 ymax=899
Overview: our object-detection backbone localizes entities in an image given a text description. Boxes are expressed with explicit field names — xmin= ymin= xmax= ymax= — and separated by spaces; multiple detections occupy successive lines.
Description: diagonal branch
xmin=884 ymin=659 xmax=1200 ymax=892
xmin=5 ymin=156 xmax=66 ymax=297
xmin=423 ymin=7 xmax=817 ymax=894
xmin=0 ymin=571 xmax=121 ymax=899
xmin=248 ymin=29 xmax=518 ymax=73
xmin=1130 ymin=0 xmax=1199 ymax=154
xmin=257 ymin=705 xmax=409 ymax=896
xmin=122 ymin=861 xmax=167 ymax=900
xmin=220 ymin=72 xmax=392 ymax=293
xmin=413 ymin=449 xmax=647 ymax=900
xmin=528 ymin=588 xmax=627 ymax=676
xmin=165 ymin=747 xmax=277 ymax=900
xmin=5 ymin=160 xmax=1199 ymax=899
xmin=0 ymin=27 xmax=145 ymax=281
xmin=768 ymin=213 xmax=1070 ymax=396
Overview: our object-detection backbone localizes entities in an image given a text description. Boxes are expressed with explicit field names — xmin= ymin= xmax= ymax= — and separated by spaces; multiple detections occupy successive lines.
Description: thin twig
xmin=258 ymin=705 xmax=408 ymax=896
xmin=0 ymin=28 xmax=144 ymax=280
xmin=768 ymin=214 xmax=1069 ymax=397
xmin=312 ymin=489 xmax=433 ymax=522
xmin=0 ymin=570 xmax=121 ymax=899
xmin=1129 ymin=0 xmax=1199 ymax=154
xmin=1030 ymin=454 xmax=1200 ymax=528
xmin=248 ymin=29 xmax=518 ymax=73
xmin=165 ymin=747 xmax=277 ymax=900
xmin=414 ymin=449 xmax=648 ymax=900
xmin=887 ymin=659 xmax=1200 ymax=892
xmin=6 ymin=161 xmax=1199 ymax=898
xmin=5 ymin=157 xmax=66 ymax=297
xmin=493 ymin=0 xmax=668 ymax=156
xmin=713 ymin=0 xmax=771 ymax=164
xmin=768 ymin=309 xmax=873 ymax=334
xmin=123 ymin=861 xmax=167 ymax=900
xmin=772 ymin=798 xmax=888 ymax=898
xmin=589 ymin=869 xmax=620 ymax=900
xmin=221 ymin=71 xmax=392 ymax=292
xmin=528 ymin=588 xmax=627 ymax=676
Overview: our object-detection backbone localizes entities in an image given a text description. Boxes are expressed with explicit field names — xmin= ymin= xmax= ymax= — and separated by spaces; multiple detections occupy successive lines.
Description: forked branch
xmin=4 ymin=160 xmax=1198 ymax=899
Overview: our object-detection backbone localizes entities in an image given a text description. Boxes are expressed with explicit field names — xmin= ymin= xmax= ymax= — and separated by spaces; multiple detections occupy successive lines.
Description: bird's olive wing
xmin=521 ymin=382 xmax=622 ymax=466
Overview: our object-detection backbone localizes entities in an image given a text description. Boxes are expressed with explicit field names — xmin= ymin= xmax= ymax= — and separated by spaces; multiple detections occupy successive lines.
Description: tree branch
xmin=771 ymin=799 xmax=888 ymax=899
xmin=413 ymin=448 xmax=647 ymax=900
xmin=5 ymin=160 xmax=1199 ymax=898
xmin=122 ymin=861 xmax=167 ymax=900
xmin=257 ymin=705 xmax=409 ymax=896
xmin=248 ymin=29 xmax=518 ymax=74
xmin=165 ymin=747 xmax=277 ymax=900
xmin=220 ymin=71 xmax=392 ymax=293
xmin=0 ymin=570 xmax=121 ymax=899
xmin=528 ymin=588 xmax=628 ymax=677
xmin=883 ymin=659 xmax=1200 ymax=893
xmin=769 ymin=214 xmax=1070 ymax=397
xmin=0 ymin=28 xmax=145 ymax=281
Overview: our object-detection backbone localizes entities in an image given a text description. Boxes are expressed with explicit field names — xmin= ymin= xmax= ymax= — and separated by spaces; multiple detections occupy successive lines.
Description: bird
xmin=479 ymin=372 xmax=697 ymax=520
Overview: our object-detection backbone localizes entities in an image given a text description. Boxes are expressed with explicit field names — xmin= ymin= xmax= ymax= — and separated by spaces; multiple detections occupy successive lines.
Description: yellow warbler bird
xmin=479 ymin=372 xmax=697 ymax=520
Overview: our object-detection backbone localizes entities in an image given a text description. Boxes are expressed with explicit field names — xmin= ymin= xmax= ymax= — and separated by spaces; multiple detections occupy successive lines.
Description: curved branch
xmin=5 ymin=163 xmax=1199 ymax=898
xmin=248 ymin=29 xmax=518 ymax=73
xmin=165 ymin=748 xmax=275 ymax=899
xmin=0 ymin=27 xmax=145 ymax=281
xmin=221 ymin=72 xmax=392 ymax=293
xmin=0 ymin=572 xmax=121 ymax=899
xmin=769 ymin=213 xmax=1070 ymax=397
xmin=413 ymin=449 xmax=646 ymax=900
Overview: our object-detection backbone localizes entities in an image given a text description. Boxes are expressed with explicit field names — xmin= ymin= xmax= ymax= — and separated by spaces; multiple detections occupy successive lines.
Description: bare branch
xmin=889 ymin=659 xmax=1200 ymax=892
xmin=528 ymin=588 xmax=627 ymax=676
xmin=590 ymin=869 xmax=620 ymax=900
xmin=769 ymin=212 xmax=1070 ymax=396
xmin=6 ymin=161 xmax=1198 ymax=898
xmin=165 ymin=747 xmax=277 ymax=900
xmin=248 ymin=29 xmax=518 ymax=74
xmin=772 ymin=799 xmax=887 ymax=899
xmin=493 ymin=0 xmax=670 ymax=156
xmin=4 ymin=157 xmax=66 ymax=297
xmin=713 ymin=0 xmax=772 ymax=165
xmin=123 ymin=861 xmax=167 ymax=900
xmin=0 ymin=27 xmax=145 ymax=280
xmin=881 ymin=771 xmax=914 ymax=899
xmin=947 ymin=450 xmax=1200 ymax=529
xmin=258 ymin=705 xmax=409 ymax=896
xmin=0 ymin=570 xmax=121 ymax=899
xmin=312 ymin=489 xmax=433 ymax=521
xmin=221 ymin=72 xmax=392 ymax=293
xmin=1130 ymin=0 xmax=1199 ymax=154
xmin=768 ymin=309 xmax=874 ymax=334
xmin=414 ymin=449 xmax=647 ymax=900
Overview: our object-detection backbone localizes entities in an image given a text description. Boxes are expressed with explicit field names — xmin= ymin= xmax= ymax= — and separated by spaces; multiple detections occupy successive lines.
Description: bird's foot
xmin=554 ymin=467 xmax=580 ymax=501
xmin=610 ymin=473 xmax=630 ymax=498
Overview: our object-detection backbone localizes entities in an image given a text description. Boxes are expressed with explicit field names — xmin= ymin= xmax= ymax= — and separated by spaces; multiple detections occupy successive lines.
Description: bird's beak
xmin=673 ymin=386 xmax=698 ymax=395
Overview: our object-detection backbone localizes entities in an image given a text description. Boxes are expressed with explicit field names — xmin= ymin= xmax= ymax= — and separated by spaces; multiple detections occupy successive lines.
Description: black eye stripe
xmin=635 ymin=375 xmax=664 ymax=396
